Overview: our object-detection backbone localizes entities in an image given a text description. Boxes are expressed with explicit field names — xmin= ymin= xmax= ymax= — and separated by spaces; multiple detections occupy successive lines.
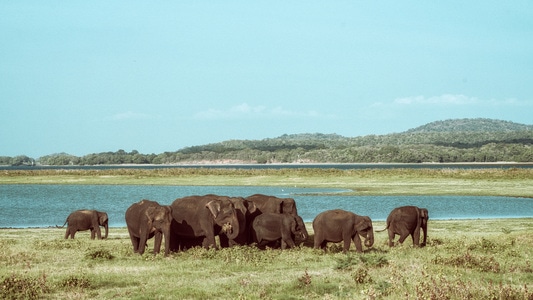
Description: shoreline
xmin=3 ymin=217 xmax=532 ymax=230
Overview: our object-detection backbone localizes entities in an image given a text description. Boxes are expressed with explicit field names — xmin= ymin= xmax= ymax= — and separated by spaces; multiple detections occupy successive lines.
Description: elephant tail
xmin=375 ymin=222 xmax=389 ymax=232
xmin=55 ymin=220 xmax=68 ymax=228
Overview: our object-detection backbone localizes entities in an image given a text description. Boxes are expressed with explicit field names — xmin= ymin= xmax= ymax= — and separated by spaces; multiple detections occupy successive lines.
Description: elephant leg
xmin=90 ymin=229 xmax=96 ymax=240
xmin=153 ymin=232 xmax=162 ymax=254
xmin=281 ymin=239 xmax=288 ymax=250
xmin=397 ymin=232 xmax=410 ymax=244
xmin=388 ymin=230 xmax=396 ymax=247
xmin=283 ymin=238 xmax=296 ymax=249
xmin=412 ymin=227 xmax=421 ymax=247
xmin=65 ymin=228 xmax=70 ymax=239
xmin=130 ymin=235 xmax=140 ymax=252
xmin=203 ymin=234 xmax=217 ymax=249
xmin=95 ymin=227 xmax=102 ymax=240
xmin=353 ymin=234 xmax=363 ymax=253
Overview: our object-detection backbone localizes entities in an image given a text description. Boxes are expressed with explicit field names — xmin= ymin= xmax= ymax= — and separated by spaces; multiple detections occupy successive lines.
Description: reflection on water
xmin=1 ymin=185 xmax=532 ymax=228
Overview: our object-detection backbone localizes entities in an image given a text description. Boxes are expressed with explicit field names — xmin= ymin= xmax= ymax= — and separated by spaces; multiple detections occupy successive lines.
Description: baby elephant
xmin=252 ymin=213 xmax=308 ymax=250
xmin=58 ymin=209 xmax=108 ymax=239
xmin=313 ymin=209 xmax=374 ymax=253
xmin=379 ymin=206 xmax=428 ymax=247
xmin=125 ymin=199 xmax=173 ymax=256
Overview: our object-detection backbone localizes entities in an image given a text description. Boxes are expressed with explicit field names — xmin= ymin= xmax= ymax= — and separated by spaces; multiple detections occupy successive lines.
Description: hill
xmin=12 ymin=118 xmax=533 ymax=166
xmin=406 ymin=118 xmax=533 ymax=133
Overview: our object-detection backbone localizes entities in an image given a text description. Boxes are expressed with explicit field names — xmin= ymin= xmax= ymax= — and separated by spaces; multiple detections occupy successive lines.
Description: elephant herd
xmin=59 ymin=194 xmax=429 ymax=256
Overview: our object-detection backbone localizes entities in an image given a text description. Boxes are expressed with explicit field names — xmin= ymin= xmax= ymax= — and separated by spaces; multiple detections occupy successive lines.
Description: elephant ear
xmin=355 ymin=216 xmax=370 ymax=232
xmin=98 ymin=212 xmax=108 ymax=225
xmin=206 ymin=200 xmax=221 ymax=219
xmin=420 ymin=209 xmax=428 ymax=220
xmin=144 ymin=206 xmax=156 ymax=227
xmin=245 ymin=200 xmax=257 ymax=214
xmin=290 ymin=216 xmax=298 ymax=233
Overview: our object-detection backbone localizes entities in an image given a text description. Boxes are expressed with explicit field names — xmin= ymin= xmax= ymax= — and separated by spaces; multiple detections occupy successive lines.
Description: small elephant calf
xmin=251 ymin=212 xmax=308 ymax=250
xmin=125 ymin=199 xmax=173 ymax=256
xmin=58 ymin=209 xmax=109 ymax=240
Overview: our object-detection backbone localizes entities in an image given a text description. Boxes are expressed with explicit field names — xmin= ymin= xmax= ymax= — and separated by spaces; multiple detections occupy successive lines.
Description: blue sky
xmin=1 ymin=1 xmax=532 ymax=158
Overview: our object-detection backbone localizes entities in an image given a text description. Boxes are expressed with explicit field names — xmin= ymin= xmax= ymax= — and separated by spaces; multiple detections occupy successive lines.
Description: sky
xmin=1 ymin=1 xmax=532 ymax=158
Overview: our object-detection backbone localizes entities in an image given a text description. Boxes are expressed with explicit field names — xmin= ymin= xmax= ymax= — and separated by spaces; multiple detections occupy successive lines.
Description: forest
xmin=3 ymin=118 xmax=533 ymax=166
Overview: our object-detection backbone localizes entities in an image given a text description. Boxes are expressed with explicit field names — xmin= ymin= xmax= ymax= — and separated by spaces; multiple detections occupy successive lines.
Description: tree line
xmin=3 ymin=131 xmax=531 ymax=166
xmin=3 ymin=119 xmax=533 ymax=166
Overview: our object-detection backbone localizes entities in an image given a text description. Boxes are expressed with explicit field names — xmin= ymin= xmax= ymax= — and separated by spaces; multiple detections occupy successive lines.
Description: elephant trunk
xmin=225 ymin=215 xmax=240 ymax=240
xmin=163 ymin=227 xmax=171 ymax=256
xmin=364 ymin=230 xmax=374 ymax=248
xmin=103 ymin=223 xmax=108 ymax=239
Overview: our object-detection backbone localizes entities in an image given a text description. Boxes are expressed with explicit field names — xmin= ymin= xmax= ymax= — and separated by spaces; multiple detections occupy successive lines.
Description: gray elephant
xmin=246 ymin=194 xmax=298 ymax=217
xmin=217 ymin=196 xmax=257 ymax=247
xmin=125 ymin=199 xmax=173 ymax=256
xmin=378 ymin=206 xmax=428 ymax=247
xmin=59 ymin=210 xmax=108 ymax=239
xmin=170 ymin=194 xmax=240 ymax=250
xmin=251 ymin=212 xmax=308 ymax=250
xmin=313 ymin=209 xmax=374 ymax=253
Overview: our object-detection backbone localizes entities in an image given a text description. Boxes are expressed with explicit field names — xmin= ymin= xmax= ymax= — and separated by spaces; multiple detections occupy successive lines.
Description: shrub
xmin=432 ymin=252 xmax=501 ymax=273
xmin=59 ymin=274 xmax=92 ymax=289
xmin=359 ymin=253 xmax=389 ymax=268
xmin=0 ymin=273 xmax=49 ymax=300
xmin=352 ymin=266 xmax=372 ymax=284
xmin=85 ymin=248 xmax=114 ymax=260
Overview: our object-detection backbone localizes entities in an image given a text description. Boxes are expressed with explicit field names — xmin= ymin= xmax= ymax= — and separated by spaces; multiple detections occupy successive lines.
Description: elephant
xmin=313 ymin=209 xmax=374 ymax=253
xmin=217 ymin=196 xmax=257 ymax=247
xmin=251 ymin=212 xmax=309 ymax=250
xmin=246 ymin=194 xmax=298 ymax=217
xmin=378 ymin=206 xmax=428 ymax=247
xmin=125 ymin=199 xmax=173 ymax=256
xmin=170 ymin=194 xmax=240 ymax=250
xmin=245 ymin=194 xmax=300 ymax=247
xmin=59 ymin=210 xmax=108 ymax=239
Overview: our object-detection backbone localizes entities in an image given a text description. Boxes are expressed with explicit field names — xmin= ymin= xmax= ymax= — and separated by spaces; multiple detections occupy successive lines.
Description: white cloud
xmin=193 ymin=103 xmax=334 ymax=120
xmin=393 ymin=94 xmax=479 ymax=105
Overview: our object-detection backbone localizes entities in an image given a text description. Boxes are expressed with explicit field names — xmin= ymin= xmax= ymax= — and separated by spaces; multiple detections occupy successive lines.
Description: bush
xmin=0 ymin=273 xmax=49 ymax=300
xmin=85 ymin=248 xmax=114 ymax=260
xmin=59 ymin=274 xmax=92 ymax=289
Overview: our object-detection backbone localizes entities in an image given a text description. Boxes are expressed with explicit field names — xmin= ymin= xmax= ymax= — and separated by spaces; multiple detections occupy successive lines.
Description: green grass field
xmin=1 ymin=220 xmax=532 ymax=299
xmin=1 ymin=168 xmax=532 ymax=299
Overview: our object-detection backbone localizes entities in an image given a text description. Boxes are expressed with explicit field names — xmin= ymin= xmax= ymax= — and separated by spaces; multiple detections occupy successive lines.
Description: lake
xmin=1 ymin=185 xmax=532 ymax=228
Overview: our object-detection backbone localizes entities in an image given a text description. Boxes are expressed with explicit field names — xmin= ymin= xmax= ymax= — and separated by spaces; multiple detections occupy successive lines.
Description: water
xmin=0 ymin=185 xmax=532 ymax=228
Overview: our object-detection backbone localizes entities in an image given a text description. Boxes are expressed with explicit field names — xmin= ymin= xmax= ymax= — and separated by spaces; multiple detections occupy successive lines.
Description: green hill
xmin=406 ymin=118 xmax=533 ymax=133
xmin=26 ymin=118 xmax=533 ymax=165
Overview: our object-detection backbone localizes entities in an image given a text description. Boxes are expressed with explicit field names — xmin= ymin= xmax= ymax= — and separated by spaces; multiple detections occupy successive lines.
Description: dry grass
xmin=1 ymin=219 xmax=532 ymax=299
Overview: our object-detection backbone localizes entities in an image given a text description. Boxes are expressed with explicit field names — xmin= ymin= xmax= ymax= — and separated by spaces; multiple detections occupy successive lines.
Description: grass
xmin=1 ymin=167 xmax=532 ymax=197
xmin=1 ymin=220 xmax=532 ymax=299
xmin=1 ymin=167 xmax=532 ymax=298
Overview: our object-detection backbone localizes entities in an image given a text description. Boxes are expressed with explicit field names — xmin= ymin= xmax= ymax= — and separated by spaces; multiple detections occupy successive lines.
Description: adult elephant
xmin=125 ymin=199 xmax=173 ymax=256
xmin=379 ymin=206 xmax=428 ymax=247
xmin=251 ymin=213 xmax=308 ymax=250
xmin=217 ymin=196 xmax=257 ymax=247
xmin=246 ymin=194 xmax=298 ymax=217
xmin=59 ymin=210 xmax=108 ymax=239
xmin=313 ymin=209 xmax=374 ymax=253
xmin=170 ymin=194 xmax=240 ymax=250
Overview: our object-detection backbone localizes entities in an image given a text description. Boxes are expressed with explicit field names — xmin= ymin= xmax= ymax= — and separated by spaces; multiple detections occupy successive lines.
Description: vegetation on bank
xmin=2 ymin=118 xmax=533 ymax=166
xmin=2 ymin=168 xmax=532 ymax=198
xmin=1 ymin=220 xmax=532 ymax=299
